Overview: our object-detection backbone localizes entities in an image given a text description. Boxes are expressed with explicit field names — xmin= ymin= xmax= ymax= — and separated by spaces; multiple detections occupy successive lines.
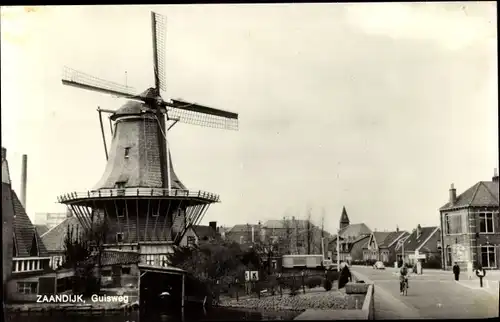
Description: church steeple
xmin=340 ymin=206 xmax=350 ymax=229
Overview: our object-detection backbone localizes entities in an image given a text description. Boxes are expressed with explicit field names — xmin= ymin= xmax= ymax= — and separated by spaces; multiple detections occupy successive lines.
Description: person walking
xmin=475 ymin=265 xmax=486 ymax=287
xmin=452 ymin=262 xmax=460 ymax=281
xmin=338 ymin=262 xmax=352 ymax=289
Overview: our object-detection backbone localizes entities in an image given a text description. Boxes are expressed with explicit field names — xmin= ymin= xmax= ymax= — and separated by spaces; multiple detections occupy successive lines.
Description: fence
xmin=211 ymin=270 xmax=340 ymax=303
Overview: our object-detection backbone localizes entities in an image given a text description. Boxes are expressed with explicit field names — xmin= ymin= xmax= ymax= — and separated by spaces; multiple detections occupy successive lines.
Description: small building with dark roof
xmin=179 ymin=221 xmax=221 ymax=247
xmin=439 ymin=170 xmax=499 ymax=270
xmin=400 ymin=225 xmax=441 ymax=268
xmin=362 ymin=230 xmax=408 ymax=264
xmin=41 ymin=214 xmax=83 ymax=270
xmin=328 ymin=206 xmax=372 ymax=263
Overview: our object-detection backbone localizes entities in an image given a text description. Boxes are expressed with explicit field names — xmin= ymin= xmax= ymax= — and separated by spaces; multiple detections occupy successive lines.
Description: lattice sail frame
xmin=153 ymin=12 xmax=167 ymax=92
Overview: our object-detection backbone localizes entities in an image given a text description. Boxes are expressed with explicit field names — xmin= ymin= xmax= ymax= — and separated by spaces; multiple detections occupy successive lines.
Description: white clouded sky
xmin=1 ymin=3 xmax=497 ymax=234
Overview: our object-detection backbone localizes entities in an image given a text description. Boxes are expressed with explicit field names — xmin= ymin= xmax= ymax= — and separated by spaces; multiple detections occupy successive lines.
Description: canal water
xmin=6 ymin=307 xmax=300 ymax=322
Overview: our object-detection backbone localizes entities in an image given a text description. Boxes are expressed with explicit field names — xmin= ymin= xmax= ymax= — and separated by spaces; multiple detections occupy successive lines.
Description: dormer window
xmin=116 ymin=232 xmax=124 ymax=243
xmin=124 ymin=147 xmax=130 ymax=159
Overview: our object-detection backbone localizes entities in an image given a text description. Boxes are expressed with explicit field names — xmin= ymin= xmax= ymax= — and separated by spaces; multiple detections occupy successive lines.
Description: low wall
xmin=294 ymin=276 xmax=374 ymax=320
xmin=351 ymin=271 xmax=375 ymax=320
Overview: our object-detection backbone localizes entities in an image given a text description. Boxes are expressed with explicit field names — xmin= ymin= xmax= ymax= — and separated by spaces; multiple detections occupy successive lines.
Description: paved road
xmin=352 ymin=266 xmax=499 ymax=320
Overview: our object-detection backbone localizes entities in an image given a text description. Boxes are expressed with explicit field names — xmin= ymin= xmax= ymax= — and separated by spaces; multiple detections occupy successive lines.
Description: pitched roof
xmin=440 ymin=181 xmax=499 ymax=210
xmin=41 ymin=215 xmax=83 ymax=252
xmin=263 ymin=219 xmax=310 ymax=229
xmin=193 ymin=225 xmax=218 ymax=240
xmin=2 ymin=147 xmax=11 ymax=184
xmin=339 ymin=223 xmax=372 ymax=239
xmin=11 ymin=189 xmax=48 ymax=257
xmin=340 ymin=206 xmax=350 ymax=225
xmin=35 ymin=225 xmax=50 ymax=236
xmin=402 ymin=226 xmax=439 ymax=252
xmin=375 ymin=231 xmax=407 ymax=248
xmin=348 ymin=235 xmax=370 ymax=253
xmin=229 ymin=224 xmax=261 ymax=232
xmin=389 ymin=232 xmax=411 ymax=252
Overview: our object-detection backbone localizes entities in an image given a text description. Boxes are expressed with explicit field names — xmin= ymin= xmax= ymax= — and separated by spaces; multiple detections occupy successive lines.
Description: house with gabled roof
xmin=2 ymin=147 xmax=58 ymax=302
xmin=179 ymin=221 xmax=221 ymax=247
xmin=362 ymin=229 xmax=409 ymax=264
xmin=439 ymin=169 xmax=499 ymax=270
xmin=328 ymin=207 xmax=372 ymax=263
xmin=41 ymin=214 xmax=83 ymax=270
xmin=400 ymin=224 xmax=441 ymax=268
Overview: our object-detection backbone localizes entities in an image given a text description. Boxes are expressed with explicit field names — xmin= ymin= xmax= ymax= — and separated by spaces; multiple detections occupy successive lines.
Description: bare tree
xmin=306 ymin=206 xmax=313 ymax=254
xmin=321 ymin=208 xmax=326 ymax=258
xmin=282 ymin=215 xmax=292 ymax=255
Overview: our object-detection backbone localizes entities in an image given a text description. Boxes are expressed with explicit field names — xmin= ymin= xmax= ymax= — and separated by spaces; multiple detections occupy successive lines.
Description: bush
xmin=323 ymin=279 xmax=333 ymax=291
xmin=306 ymin=276 xmax=323 ymax=288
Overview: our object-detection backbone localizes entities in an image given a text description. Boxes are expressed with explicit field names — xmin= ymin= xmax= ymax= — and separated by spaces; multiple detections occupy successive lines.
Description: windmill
xmin=62 ymin=11 xmax=238 ymax=191
xmin=57 ymin=11 xmax=239 ymax=265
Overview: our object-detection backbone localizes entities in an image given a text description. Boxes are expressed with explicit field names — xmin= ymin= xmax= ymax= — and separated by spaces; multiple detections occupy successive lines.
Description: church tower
xmin=339 ymin=206 xmax=350 ymax=230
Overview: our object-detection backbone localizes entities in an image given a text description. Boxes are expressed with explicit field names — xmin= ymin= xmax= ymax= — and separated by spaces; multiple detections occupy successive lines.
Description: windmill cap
xmin=110 ymin=101 xmax=149 ymax=121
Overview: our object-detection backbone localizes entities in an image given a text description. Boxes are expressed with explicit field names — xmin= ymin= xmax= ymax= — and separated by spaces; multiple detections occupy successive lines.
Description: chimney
xmin=1 ymin=147 xmax=6 ymax=160
xmin=493 ymin=168 xmax=499 ymax=182
xmin=396 ymin=226 xmax=400 ymax=233
xmin=251 ymin=226 xmax=255 ymax=243
xmin=449 ymin=183 xmax=457 ymax=205
xmin=417 ymin=224 xmax=422 ymax=238
xmin=20 ymin=154 xmax=28 ymax=210
xmin=209 ymin=221 xmax=217 ymax=231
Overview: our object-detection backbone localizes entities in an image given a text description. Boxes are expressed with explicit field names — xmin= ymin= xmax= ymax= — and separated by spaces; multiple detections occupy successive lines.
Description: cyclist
xmin=399 ymin=263 xmax=409 ymax=294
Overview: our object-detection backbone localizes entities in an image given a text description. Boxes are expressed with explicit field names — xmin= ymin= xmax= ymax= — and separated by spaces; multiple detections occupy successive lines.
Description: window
xmin=17 ymin=282 xmax=37 ymax=294
xmin=479 ymin=213 xmax=494 ymax=233
xmin=272 ymin=260 xmax=277 ymax=269
xmin=124 ymin=147 xmax=130 ymax=159
xmin=116 ymin=232 xmax=124 ymax=243
xmin=445 ymin=214 xmax=463 ymax=234
xmin=187 ymin=236 xmax=196 ymax=247
xmin=481 ymin=246 xmax=496 ymax=268
xmin=122 ymin=266 xmax=131 ymax=275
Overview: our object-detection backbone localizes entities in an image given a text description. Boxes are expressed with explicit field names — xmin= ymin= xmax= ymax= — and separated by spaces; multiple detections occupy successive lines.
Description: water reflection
xmin=6 ymin=307 xmax=300 ymax=322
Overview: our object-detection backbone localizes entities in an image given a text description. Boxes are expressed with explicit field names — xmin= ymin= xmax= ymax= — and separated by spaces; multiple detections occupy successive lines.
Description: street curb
xmin=352 ymin=270 xmax=421 ymax=319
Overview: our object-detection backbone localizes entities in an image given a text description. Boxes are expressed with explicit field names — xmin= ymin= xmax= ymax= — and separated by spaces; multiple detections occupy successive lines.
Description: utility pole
xmin=337 ymin=229 xmax=340 ymax=269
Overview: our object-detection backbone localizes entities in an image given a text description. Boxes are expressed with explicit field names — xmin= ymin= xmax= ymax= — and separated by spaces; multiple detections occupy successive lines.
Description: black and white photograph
xmin=1 ymin=2 xmax=498 ymax=321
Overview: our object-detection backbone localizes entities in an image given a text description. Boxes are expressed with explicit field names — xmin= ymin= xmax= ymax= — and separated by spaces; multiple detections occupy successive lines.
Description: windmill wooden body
xmin=57 ymin=12 xmax=238 ymax=266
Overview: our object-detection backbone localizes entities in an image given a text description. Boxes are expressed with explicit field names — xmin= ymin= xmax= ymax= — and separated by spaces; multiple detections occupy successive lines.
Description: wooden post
xmin=181 ymin=273 xmax=185 ymax=307
xmin=302 ymin=271 xmax=305 ymax=294
xmin=235 ymin=278 xmax=239 ymax=302
xmin=97 ymin=107 xmax=108 ymax=161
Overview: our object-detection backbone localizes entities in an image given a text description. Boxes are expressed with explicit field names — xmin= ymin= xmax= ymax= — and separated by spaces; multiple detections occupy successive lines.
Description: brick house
xmin=439 ymin=170 xmax=499 ymax=270
xmin=362 ymin=230 xmax=408 ymax=264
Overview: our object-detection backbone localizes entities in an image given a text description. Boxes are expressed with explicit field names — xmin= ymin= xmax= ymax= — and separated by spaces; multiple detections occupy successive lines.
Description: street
xmin=352 ymin=266 xmax=499 ymax=319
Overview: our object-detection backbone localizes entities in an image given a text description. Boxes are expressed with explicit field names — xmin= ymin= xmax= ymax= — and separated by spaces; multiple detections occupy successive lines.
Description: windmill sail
xmin=151 ymin=12 xmax=167 ymax=92
xmin=62 ymin=66 xmax=137 ymax=98
xmin=167 ymin=99 xmax=239 ymax=130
